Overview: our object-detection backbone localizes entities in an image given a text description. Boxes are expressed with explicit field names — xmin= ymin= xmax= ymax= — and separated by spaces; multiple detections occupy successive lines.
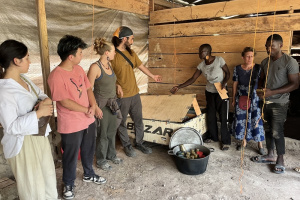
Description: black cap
xmin=113 ymin=26 xmax=133 ymax=39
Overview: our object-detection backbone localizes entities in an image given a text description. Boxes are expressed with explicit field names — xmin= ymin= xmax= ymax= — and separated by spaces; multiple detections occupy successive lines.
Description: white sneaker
xmin=83 ymin=174 xmax=107 ymax=185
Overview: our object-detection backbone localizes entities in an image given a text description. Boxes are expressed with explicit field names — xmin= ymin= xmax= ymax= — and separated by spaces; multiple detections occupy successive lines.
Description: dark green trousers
xmin=96 ymin=106 xmax=117 ymax=165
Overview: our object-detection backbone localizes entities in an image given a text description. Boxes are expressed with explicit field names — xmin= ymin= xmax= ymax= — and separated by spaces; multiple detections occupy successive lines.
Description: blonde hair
xmin=94 ymin=38 xmax=113 ymax=55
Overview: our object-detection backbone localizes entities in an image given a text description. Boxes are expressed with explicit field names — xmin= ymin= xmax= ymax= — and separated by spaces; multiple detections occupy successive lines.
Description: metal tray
xmin=169 ymin=127 xmax=203 ymax=149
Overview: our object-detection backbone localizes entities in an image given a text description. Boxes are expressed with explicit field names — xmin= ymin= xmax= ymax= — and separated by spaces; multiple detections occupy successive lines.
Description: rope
xmin=239 ymin=0 xmax=278 ymax=194
xmin=239 ymin=0 xmax=260 ymax=193
xmin=261 ymin=0 xmax=278 ymax=122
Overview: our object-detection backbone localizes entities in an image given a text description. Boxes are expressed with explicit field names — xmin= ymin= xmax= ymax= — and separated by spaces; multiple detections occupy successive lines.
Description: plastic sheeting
xmin=0 ymin=0 xmax=149 ymax=92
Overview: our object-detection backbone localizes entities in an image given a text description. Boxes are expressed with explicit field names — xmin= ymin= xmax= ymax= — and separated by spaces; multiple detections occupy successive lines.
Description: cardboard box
xmin=126 ymin=94 xmax=207 ymax=145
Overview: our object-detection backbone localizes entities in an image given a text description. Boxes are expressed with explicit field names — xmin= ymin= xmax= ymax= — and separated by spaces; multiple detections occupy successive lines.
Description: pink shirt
xmin=48 ymin=65 xmax=95 ymax=133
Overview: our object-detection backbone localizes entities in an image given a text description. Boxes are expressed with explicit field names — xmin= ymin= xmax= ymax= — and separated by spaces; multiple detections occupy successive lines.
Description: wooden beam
xmin=150 ymin=0 xmax=154 ymax=12
xmin=36 ymin=0 xmax=51 ymax=97
xmin=154 ymin=4 xmax=168 ymax=11
xmin=149 ymin=13 xmax=300 ymax=38
xmin=69 ymin=0 xmax=150 ymax=16
xmin=149 ymin=32 xmax=290 ymax=54
xmin=150 ymin=0 xmax=300 ymax=24
xmin=154 ymin=0 xmax=182 ymax=9
xmin=193 ymin=98 xmax=201 ymax=115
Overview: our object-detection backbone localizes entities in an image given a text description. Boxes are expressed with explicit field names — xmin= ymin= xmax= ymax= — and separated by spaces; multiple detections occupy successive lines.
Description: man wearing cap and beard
xmin=111 ymin=26 xmax=162 ymax=157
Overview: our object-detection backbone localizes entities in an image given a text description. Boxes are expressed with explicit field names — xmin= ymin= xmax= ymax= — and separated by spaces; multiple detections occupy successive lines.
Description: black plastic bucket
xmin=168 ymin=144 xmax=212 ymax=175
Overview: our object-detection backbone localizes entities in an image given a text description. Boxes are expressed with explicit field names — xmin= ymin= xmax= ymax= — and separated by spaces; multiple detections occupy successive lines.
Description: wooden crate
xmin=0 ymin=177 xmax=18 ymax=199
xmin=126 ymin=94 xmax=207 ymax=145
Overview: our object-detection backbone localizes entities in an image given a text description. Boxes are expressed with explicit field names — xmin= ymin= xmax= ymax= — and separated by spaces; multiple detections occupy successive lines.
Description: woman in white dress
xmin=0 ymin=39 xmax=58 ymax=200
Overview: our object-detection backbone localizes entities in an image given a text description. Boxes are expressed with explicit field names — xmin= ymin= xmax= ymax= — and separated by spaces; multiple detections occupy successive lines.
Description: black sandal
xmin=222 ymin=144 xmax=230 ymax=151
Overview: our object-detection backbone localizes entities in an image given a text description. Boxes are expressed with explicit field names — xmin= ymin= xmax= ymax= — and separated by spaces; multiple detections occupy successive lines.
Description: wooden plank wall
xmin=69 ymin=0 xmax=149 ymax=15
xmin=148 ymin=0 xmax=300 ymax=110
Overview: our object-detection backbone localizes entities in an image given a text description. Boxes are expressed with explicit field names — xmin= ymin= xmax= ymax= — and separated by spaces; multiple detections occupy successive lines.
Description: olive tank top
xmin=93 ymin=61 xmax=117 ymax=99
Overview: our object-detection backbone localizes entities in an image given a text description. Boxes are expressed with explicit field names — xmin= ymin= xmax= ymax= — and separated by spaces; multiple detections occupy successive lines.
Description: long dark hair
xmin=0 ymin=40 xmax=28 ymax=78
xmin=112 ymin=36 xmax=132 ymax=55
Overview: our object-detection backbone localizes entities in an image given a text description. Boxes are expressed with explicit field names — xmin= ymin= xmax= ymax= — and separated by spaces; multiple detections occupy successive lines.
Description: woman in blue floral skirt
xmin=232 ymin=47 xmax=265 ymax=155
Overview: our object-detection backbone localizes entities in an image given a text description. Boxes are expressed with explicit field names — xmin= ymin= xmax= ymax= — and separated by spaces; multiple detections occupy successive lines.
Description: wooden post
xmin=36 ymin=0 xmax=57 ymax=137
xmin=289 ymin=9 xmax=294 ymax=55
xmin=149 ymin=0 xmax=154 ymax=12
xmin=35 ymin=0 xmax=51 ymax=97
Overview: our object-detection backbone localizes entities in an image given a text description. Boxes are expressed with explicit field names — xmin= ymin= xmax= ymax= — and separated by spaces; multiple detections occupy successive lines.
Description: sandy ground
xmin=55 ymin=137 xmax=300 ymax=200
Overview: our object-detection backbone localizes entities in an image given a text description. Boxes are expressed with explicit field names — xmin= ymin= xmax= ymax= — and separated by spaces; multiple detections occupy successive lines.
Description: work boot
xmin=124 ymin=144 xmax=136 ymax=157
xmin=110 ymin=157 xmax=123 ymax=164
xmin=136 ymin=143 xmax=152 ymax=154
xmin=97 ymin=161 xmax=112 ymax=171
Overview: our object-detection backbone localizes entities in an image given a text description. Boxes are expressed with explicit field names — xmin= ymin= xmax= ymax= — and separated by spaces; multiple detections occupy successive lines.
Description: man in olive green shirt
xmin=111 ymin=26 xmax=162 ymax=157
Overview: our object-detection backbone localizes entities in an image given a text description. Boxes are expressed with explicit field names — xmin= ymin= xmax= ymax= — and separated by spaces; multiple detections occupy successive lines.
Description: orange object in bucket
xmin=61 ymin=147 xmax=81 ymax=160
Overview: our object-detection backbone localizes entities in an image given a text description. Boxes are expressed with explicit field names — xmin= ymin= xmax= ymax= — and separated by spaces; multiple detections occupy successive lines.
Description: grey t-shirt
xmin=261 ymin=53 xmax=299 ymax=103
xmin=197 ymin=56 xmax=226 ymax=93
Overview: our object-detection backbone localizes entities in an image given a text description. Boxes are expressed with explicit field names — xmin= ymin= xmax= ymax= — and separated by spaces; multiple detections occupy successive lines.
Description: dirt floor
xmin=55 ymin=137 xmax=300 ymax=200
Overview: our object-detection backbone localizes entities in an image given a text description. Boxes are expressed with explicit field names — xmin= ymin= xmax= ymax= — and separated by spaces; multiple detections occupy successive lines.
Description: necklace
xmin=100 ymin=60 xmax=110 ymax=70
